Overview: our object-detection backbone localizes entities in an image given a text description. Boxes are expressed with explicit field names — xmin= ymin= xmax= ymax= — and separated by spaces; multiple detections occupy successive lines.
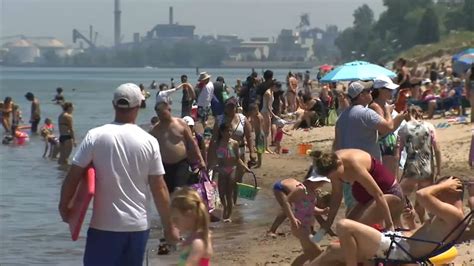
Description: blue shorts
xmin=84 ymin=228 xmax=150 ymax=266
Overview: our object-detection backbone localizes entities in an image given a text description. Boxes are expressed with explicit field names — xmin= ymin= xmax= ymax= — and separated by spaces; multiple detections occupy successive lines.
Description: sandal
xmin=157 ymin=243 xmax=170 ymax=255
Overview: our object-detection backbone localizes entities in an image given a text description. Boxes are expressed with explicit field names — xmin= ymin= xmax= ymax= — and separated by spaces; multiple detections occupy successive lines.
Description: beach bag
xmin=326 ymin=108 xmax=338 ymax=126
xmin=190 ymin=170 xmax=220 ymax=213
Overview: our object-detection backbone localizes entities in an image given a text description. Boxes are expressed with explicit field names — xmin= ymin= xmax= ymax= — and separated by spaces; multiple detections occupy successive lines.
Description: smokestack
xmin=114 ymin=0 xmax=121 ymax=47
xmin=169 ymin=6 xmax=173 ymax=25
xmin=89 ymin=25 xmax=93 ymax=43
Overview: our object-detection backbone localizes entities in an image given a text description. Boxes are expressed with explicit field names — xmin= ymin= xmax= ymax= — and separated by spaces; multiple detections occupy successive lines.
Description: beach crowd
xmin=1 ymin=59 xmax=474 ymax=266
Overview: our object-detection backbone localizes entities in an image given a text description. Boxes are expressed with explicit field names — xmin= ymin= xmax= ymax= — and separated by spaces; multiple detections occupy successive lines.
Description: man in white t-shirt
xmin=59 ymin=83 xmax=177 ymax=266
xmin=155 ymin=83 xmax=182 ymax=105
xmin=196 ymin=72 xmax=214 ymax=125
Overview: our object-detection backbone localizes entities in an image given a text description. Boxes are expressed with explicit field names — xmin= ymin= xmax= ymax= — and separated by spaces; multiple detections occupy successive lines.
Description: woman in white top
xmin=261 ymin=82 xmax=277 ymax=153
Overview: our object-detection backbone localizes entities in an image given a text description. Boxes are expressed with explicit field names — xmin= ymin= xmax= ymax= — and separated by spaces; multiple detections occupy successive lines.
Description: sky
xmin=1 ymin=0 xmax=385 ymax=47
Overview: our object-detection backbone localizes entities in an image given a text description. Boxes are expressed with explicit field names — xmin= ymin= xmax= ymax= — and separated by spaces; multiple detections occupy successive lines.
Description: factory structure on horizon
xmin=0 ymin=0 xmax=339 ymax=65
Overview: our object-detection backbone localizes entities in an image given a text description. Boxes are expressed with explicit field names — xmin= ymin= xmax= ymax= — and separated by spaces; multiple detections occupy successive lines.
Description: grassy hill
xmin=398 ymin=31 xmax=474 ymax=63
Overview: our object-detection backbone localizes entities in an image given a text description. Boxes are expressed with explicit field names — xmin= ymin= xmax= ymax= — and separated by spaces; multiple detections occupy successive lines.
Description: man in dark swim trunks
xmin=149 ymin=102 xmax=206 ymax=193
xmin=25 ymin=92 xmax=41 ymax=133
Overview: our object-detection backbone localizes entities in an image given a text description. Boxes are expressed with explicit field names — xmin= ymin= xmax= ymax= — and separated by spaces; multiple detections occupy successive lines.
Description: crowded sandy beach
xmin=1 ymin=54 xmax=473 ymax=265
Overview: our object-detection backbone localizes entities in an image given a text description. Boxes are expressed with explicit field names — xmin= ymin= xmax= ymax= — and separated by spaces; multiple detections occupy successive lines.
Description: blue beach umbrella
xmin=452 ymin=48 xmax=474 ymax=74
xmin=320 ymin=60 xmax=396 ymax=82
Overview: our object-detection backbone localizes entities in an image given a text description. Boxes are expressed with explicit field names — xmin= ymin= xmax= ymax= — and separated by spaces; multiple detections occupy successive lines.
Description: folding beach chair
xmin=373 ymin=210 xmax=473 ymax=266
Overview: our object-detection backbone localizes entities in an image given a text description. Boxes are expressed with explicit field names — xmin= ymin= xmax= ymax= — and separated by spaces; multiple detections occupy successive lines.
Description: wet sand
xmin=148 ymin=121 xmax=473 ymax=265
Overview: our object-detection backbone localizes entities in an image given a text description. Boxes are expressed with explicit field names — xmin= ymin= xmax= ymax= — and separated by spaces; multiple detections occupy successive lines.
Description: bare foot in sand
xmin=266 ymin=232 xmax=278 ymax=238
xmin=223 ymin=218 xmax=232 ymax=223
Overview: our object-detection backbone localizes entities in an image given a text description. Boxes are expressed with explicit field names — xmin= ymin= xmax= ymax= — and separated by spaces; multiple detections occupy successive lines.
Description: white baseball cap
xmin=113 ymin=83 xmax=145 ymax=108
xmin=307 ymin=168 xmax=331 ymax=183
xmin=182 ymin=116 xmax=195 ymax=126
xmin=373 ymin=75 xmax=399 ymax=90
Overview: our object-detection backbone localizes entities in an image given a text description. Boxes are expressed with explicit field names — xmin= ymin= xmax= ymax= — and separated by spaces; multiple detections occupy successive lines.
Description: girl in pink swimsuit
xmin=280 ymin=173 xmax=330 ymax=265
xmin=213 ymin=123 xmax=250 ymax=222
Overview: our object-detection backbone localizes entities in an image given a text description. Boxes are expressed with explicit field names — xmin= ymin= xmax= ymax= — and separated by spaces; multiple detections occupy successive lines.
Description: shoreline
xmin=150 ymin=121 xmax=473 ymax=265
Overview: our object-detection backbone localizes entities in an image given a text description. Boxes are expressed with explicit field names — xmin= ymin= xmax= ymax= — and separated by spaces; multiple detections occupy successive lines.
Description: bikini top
xmin=217 ymin=113 xmax=245 ymax=140
xmin=216 ymin=143 xmax=236 ymax=160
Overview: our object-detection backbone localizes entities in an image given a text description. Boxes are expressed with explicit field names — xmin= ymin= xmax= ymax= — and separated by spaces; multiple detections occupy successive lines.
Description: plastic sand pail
xmin=236 ymin=171 xmax=260 ymax=200
xmin=298 ymin=143 xmax=312 ymax=155
xmin=282 ymin=148 xmax=289 ymax=154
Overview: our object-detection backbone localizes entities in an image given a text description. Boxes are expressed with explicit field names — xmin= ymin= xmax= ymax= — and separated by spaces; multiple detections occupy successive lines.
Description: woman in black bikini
xmin=58 ymin=102 xmax=75 ymax=165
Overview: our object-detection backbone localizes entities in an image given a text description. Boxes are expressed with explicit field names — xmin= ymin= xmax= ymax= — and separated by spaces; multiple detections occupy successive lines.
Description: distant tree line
xmin=335 ymin=0 xmax=474 ymax=63
xmin=74 ymin=40 xmax=227 ymax=67
xmin=3 ymin=40 xmax=227 ymax=67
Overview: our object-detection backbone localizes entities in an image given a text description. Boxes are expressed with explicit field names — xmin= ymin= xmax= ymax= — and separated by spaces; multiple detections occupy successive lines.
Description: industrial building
xmin=1 ymin=1 xmax=340 ymax=66
xmin=1 ymin=36 xmax=75 ymax=64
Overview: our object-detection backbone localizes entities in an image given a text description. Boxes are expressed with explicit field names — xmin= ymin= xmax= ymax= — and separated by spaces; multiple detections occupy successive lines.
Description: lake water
xmin=0 ymin=67 xmax=299 ymax=265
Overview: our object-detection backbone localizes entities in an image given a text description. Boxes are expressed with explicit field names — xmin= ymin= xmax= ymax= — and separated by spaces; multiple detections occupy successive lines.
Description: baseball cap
xmin=182 ymin=116 xmax=195 ymax=126
xmin=307 ymin=168 xmax=331 ymax=183
xmin=113 ymin=83 xmax=145 ymax=108
xmin=25 ymin=92 xmax=34 ymax=98
xmin=347 ymin=82 xmax=365 ymax=99
xmin=373 ymin=75 xmax=399 ymax=90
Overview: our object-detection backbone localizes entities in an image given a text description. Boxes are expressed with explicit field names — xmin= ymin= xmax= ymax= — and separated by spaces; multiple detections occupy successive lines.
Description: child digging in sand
xmin=277 ymin=172 xmax=330 ymax=265
xmin=268 ymin=167 xmax=332 ymax=237
xmin=171 ymin=188 xmax=213 ymax=266
xmin=249 ymin=103 xmax=266 ymax=167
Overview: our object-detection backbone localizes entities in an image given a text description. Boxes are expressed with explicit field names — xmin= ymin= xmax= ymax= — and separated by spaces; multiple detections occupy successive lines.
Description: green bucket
xmin=236 ymin=171 xmax=260 ymax=200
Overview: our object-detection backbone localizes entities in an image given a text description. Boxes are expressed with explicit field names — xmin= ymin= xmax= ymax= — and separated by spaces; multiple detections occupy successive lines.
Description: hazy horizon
xmin=1 ymin=0 xmax=385 ymax=47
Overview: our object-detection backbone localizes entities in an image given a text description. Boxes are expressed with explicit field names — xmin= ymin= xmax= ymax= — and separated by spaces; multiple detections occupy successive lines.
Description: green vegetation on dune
xmin=398 ymin=31 xmax=474 ymax=62
xmin=335 ymin=0 xmax=474 ymax=64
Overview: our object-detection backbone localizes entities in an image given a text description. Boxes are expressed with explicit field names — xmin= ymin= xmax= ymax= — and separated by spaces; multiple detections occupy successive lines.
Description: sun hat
xmin=198 ymin=72 xmax=211 ymax=81
xmin=373 ymin=75 xmax=399 ymax=90
xmin=113 ymin=83 xmax=145 ymax=108
xmin=421 ymin=78 xmax=432 ymax=85
xmin=182 ymin=116 xmax=195 ymax=126
xmin=307 ymin=168 xmax=331 ymax=183
xmin=347 ymin=81 xmax=366 ymax=99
